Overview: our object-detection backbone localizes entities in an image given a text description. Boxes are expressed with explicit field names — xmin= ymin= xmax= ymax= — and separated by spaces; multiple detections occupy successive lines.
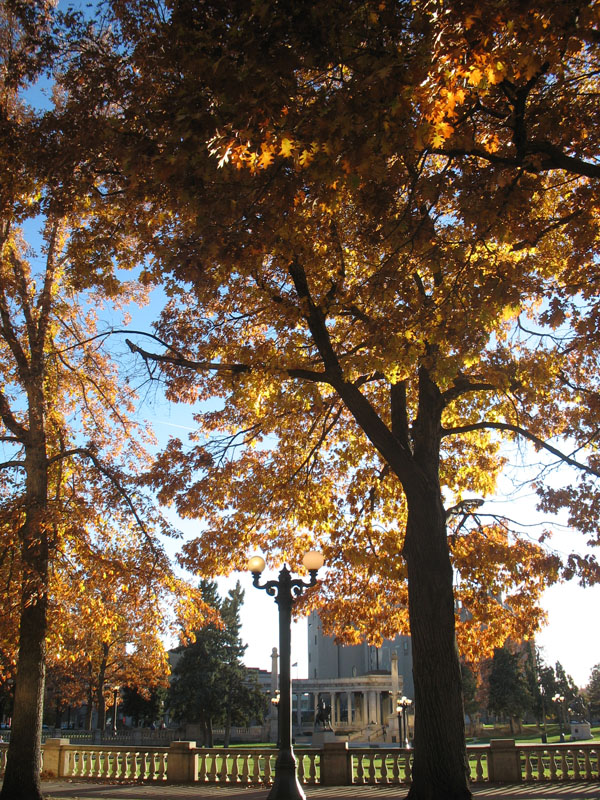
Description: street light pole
xmin=248 ymin=551 xmax=324 ymax=800
xmin=271 ymin=690 xmax=281 ymax=748
xmin=553 ymin=693 xmax=565 ymax=742
xmin=396 ymin=696 xmax=412 ymax=748
xmin=112 ymin=687 xmax=119 ymax=736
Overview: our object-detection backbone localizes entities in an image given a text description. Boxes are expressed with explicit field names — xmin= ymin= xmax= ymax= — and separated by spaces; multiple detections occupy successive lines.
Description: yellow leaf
xmin=280 ymin=137 xmax=294 ymax=158
xmin=468 ymin=68 xmax=482 ymax=86
xmin=258 ymin=148 xmax=275 ymax=169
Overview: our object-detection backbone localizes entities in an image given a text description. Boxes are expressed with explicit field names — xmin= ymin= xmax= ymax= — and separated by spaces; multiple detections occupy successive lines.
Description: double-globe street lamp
xmin=396 ymin=695 xmax=412 ymax=748
xmin=248 ymin=551 xmax=324 ymax=800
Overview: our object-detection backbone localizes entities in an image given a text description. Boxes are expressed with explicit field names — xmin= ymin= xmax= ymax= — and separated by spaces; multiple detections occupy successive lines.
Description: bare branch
xmin=0 ymin=460 xmax=26 ymax=471
xmin=441 ymin=420 xmax=600 ymax=478
xmin=125 ymin=337 xmax=329 ymax=384
xmin=47 ymin=446 xmax=159 ymax=560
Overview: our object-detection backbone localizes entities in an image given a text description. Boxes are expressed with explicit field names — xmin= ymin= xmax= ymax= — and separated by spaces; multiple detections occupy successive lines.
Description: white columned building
xmin=272 ymin=611 xmax=415 ymax=741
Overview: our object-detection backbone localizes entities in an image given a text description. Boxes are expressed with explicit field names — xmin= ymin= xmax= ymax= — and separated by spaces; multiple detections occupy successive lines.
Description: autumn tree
xmin=46 ymin=533 xmax=192 ymax=731
xmin=57 ymin=2 xmax=600 ymax=798
xmin=0 ymin=202 xmax=213 ymax=796
xmin=0 ymin=15 xmax=216 ymax=798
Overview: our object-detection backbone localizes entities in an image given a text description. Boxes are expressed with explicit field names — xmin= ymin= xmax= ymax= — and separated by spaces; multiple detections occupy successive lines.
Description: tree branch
xmin=390 ymin=380 xmax=411 ymax=453
xmin=0 ymin=387 xmax=29 ymax=442
xmin=287 ymin=259 xmax=415 ymax=486
xmin=433 ymin=143 xmax=600 ymax=179
xmin=441 ymin=420 xmax=600 ymax=478
xmin=0 ymin=460 xmax=26 ymax=471
xmin=441 ymin=376 xmax=497 ymax=404
xmin=47 ymin=447 xmax=159 ymax=558
xmin=125 ymin=338 xmax=329 ymax=384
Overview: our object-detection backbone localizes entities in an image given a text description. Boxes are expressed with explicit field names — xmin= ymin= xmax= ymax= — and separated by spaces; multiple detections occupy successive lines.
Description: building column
xmin=391 ymin=650 xmax=399 ymax=709
xmin=367 ymin=691 xmax=377 ymax=725
xmin=355 ymin=693 xmax=363 ymax=725
xmin=346 ymin=691 xmax=353 ymax=725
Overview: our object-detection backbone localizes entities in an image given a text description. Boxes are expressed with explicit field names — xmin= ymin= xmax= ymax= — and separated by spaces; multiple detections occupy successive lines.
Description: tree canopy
xmin=67 ymin=0 xmax=600 ymax=637
xmin=0 ymin=7 xmax=216 ymax=795
xmin=37 ymin=1 xmax=600 ymax=797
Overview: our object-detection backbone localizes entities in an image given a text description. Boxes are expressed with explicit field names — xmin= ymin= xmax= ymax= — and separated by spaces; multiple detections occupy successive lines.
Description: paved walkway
xmin=41 ymin=781 xmax=600 ymax=799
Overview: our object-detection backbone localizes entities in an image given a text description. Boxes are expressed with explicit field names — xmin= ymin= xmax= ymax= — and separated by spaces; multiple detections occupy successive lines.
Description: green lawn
xmin=467 ymin=723 xmax=600 ymax=745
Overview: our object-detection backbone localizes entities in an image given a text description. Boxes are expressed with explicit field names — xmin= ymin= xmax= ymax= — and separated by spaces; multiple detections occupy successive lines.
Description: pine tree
xmin=585 ymin=665 xmax=600 ymax=721
xmin=487 ymin=646 xmax=532 ymax=734
xmin=168 ymin=581 xmax=265 ymax=746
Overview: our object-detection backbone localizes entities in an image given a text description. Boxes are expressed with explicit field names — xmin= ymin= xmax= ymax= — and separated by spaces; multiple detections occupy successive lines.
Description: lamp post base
xmin=267 ymin=748 xmax=306 ymax=800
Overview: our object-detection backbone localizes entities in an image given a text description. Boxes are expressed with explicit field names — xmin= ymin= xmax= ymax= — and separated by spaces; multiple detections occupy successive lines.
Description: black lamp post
xmin=271 ymin=690 xmax=281 ymax=747
xmin=112 ymin=687 xmax=119 ymax=736
xmin=248 ymin=551 xmax=324 ymax=800
xmin=396 ymin=696 xmax=412 ymax=748
xmin=553 ymin=693 xmax=565 ymax=742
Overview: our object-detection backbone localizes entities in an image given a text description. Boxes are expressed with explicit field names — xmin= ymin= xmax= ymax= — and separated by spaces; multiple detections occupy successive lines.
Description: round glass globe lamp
xmin=302 ymin=550 xmax=324 ymax=571
xmin=247 ymin=555 xmax=266 ymax=573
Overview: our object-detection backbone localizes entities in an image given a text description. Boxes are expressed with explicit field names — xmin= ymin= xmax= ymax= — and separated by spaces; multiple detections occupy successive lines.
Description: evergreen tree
xmin=461 ymin=663 xmax=480 ymax=720
xmin=168 ymin=581 xmax=265 ymax=746
xmin=554 ymin=662 xmax=585 ymax=720
xmin=121 ymin=687 xmax=166 ymax=728
xmin=523 ymin=643 xmax=545 ymax=725
xmin=487 ymin=646 xmax=532 ymax=734
xmin=584 ymin=665 xmax=600 ymax=721
xmin=218 ymin=582 xmax=267 ymax=746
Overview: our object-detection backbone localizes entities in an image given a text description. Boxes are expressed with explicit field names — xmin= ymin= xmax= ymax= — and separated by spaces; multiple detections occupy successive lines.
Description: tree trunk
xmin=85 ymin=685 xmax=94 ymax=731
xmin=402 ymin=367 xmax=471 ymax=800
xmin=0 ymin=472 xmax=49 ymax=800
xmin=224 ymin=706 xmax=232 ymax=748
xmin=96 ymin=689 xmax=106 ymax=732
xmin=309 ymin=338 xmax=472 ymax=797
xmin=95 ymin=647 xmax=109 ymax=733
xmin=403 ymin=488 xmax=471 ymax=800
xmin=0 ymin=586 xmax=47 ymax=800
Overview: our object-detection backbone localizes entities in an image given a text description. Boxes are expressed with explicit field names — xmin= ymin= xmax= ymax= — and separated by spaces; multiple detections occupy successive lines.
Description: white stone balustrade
xmin=0 ymin=738 xmax=598 ymax=786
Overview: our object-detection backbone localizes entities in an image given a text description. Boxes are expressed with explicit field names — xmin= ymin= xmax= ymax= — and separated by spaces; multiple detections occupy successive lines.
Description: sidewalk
xmin=41 ymin=781 xmax=600 ymax=799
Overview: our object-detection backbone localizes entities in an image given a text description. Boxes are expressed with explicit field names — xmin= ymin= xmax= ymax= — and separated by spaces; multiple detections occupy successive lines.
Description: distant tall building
xmin=307 ymin=610 xmax=414 ymax=699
